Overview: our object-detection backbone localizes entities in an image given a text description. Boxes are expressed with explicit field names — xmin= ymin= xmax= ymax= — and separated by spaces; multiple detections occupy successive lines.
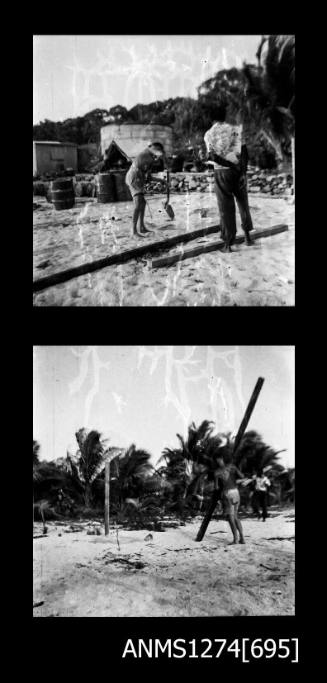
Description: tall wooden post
xmin=105 ymin=461 xmax=110 ymax=536
xmin=195 ymin=376 xmax=265 ymax=542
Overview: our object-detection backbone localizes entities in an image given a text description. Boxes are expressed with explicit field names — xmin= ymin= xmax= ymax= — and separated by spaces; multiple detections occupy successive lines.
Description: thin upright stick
xmin=105 ymin=461 xmax=110 ymax=536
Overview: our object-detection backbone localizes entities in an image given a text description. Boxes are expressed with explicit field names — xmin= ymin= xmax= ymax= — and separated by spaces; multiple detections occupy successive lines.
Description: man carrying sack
xmin=204 ymin=116 xmax=254 ymax=252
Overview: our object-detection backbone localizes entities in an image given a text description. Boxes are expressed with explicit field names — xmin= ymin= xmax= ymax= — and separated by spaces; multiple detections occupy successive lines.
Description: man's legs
xmin=252 ymin=491 xmax=260 ymax=518
xmin=139 ymin=196 xmax=155 ymax=233
xmin=227 ymin=512 xmax=239 ymax=543
xmin=260 ymin=492 xmax=268 ymax=521
xmin=132 ymin=194 xmax=147 ymax=238
xmin=226 ymin=497 xmax=245 ymax=543
xmin=234 ymin=503 xmax=245 ymax=543
xmin=214 ymin=170 xmax=237 ymax=252
xmin=234 ymin=173 xmax=254 ymax=245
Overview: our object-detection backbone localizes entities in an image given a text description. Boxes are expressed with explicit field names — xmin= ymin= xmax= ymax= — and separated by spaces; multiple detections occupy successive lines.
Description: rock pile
xmin=145 ymin=168 xmax=294 ymax=196
xmin=145 ymin=172 xmax=212 ymax=195
xmin=33 ymin=169 xmax=294 ymax=198
xmin=246 ymin=167 xmax=294 ymax=195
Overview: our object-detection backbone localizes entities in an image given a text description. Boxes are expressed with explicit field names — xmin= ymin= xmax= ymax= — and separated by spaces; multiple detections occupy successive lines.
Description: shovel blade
xmin=165 ymin=203 xmax=175 ymax=220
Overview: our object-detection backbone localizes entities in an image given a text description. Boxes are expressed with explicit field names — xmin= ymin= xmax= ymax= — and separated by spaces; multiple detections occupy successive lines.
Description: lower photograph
xmin=33 ymin=345 xmax=295 ymax=621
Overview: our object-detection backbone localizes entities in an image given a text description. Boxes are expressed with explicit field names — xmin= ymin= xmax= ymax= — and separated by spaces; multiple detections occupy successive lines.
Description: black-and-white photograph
xmin=33 ymin=345 xmax=295 ymax=617
xmin=33 ymin=35 xmax=295 ymax=307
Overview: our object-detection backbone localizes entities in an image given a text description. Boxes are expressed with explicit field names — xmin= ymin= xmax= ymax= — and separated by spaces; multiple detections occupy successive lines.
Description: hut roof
xmin=105 ymin=139 xmax=132 ymax=165
xmin=33 ymin=140 xmax=77 ymax=147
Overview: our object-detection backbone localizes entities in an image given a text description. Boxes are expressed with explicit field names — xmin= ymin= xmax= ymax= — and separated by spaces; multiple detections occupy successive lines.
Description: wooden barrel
xmin=86 ymin=182 xmax=95 ymax=197
xmin=74 ymin=182 xmax=83 ymax=197
xmin=49 ymin=178 xmax=75 ymax=210
xmin=33 ymin=181 xmax=46 ymax=197
xmin=96 ymin=173 xmax=116 ymax=203
xmin=114 ymin=171 xmax=132 ymax=202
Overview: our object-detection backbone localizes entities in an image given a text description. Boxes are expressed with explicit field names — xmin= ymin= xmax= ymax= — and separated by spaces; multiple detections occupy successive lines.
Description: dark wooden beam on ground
xmin=33 ymin=224 xmax=221 ymax=292
xmin=195 ymin=377 xmax=265 ymax=542
xmin=152 ymin=224 xmax=288 ymax=269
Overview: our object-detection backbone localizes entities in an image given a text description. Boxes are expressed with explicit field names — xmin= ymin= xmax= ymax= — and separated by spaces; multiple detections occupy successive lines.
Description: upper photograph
xmin=33 ymin=35 xmax=295 ymax=307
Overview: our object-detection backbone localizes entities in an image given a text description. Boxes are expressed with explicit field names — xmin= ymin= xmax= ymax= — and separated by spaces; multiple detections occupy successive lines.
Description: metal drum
xmin=49 ymin=178 xmax=75 ymax=210
xmin=96 ymin=172 xmax=116 ymax=203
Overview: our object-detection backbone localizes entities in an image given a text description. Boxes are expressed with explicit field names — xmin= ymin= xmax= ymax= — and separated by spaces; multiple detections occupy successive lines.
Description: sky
xmin=33 ymin=35 xmax=261 ymax=124
xmin=33 ymin=346 xmax=295 ymax=468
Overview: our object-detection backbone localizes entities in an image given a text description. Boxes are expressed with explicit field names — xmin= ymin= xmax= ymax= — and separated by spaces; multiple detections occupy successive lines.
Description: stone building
xmin=100 ymin=123 xmax=173 ymax=159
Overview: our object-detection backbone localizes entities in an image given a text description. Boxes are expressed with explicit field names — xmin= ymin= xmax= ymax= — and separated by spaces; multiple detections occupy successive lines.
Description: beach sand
xmin=33 ymin=191 xmax=294 ymax=306
xmin=33 ymin=507 xmax=295 ymax=616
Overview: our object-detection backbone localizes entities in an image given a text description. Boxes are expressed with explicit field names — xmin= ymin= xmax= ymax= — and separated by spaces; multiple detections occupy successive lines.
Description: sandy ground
xmin=33 ymin=191 xmax=294 ymax=306
xmin=33 ymin=508 xmax=295 ymax=617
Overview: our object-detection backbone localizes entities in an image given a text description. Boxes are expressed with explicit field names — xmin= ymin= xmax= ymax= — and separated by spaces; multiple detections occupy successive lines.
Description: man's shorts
xmin=222 ymin=488 xmax=240 ymax=516
xmin=125 ymin=165 xmax=145 ymax=198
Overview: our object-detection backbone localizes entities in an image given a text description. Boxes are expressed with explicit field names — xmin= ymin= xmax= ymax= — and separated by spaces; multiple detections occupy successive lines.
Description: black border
xmin=31 ymin=11 xmax=304 ymax=670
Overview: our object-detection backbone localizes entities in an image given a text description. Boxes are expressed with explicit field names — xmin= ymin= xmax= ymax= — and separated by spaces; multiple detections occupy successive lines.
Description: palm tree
xmin=110 ymin=444 xmax=153 ymax=510
xmin=244 ymin=35 xmax=295 ymax=177
xmin=233 ymin=429 xmax=285 ymax=474
xmin=33 ymin=439 xmax=40 ymax=474
xmin=72 ymin=428 xmax=108 ymax=507
xmin=159 ymin=423 xmax=288 ymax=515
xmin=158 ymin=421 xmax=224 ymax=511
xmin=176 ymin=420 xmax=215 ymax=461
xmin=159 ymin=446 xmax=190 ymax=504
xmin=264 ymin=35 xmax=295 ymax=193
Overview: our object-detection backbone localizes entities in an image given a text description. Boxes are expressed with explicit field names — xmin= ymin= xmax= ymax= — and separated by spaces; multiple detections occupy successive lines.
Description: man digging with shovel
xmin=125 ymin=142 xmax=174 ymax=239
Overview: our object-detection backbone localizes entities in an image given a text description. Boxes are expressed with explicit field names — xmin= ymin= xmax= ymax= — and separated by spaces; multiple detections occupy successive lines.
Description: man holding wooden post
xmin=195 ymin=376 xmax=265 ymax=543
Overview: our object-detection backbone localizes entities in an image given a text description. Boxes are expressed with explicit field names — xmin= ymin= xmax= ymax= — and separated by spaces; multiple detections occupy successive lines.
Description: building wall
xmin=100 ymin=124 xmax=173 ymax=158
xmin=33 ymin=143 xmax=78 ymax=175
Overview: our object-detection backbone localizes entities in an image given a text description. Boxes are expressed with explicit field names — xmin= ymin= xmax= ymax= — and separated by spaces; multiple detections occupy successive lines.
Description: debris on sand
xmin=104 ymin=555 xmax=146 ymax=570
xmin=267 ymin=536 xmax=295 ymax=541
xmin=37 ymin=260 xmax=51 ymax=270
xmin=87 ymin=528 xmax=102 ymax=535
xmin=144 ymin=533 xmax=153 ymax=541
xmin=33 ymin=601 xmax=44 ymax=608
xmin=63 ymin=528 xmax=79 ymax=534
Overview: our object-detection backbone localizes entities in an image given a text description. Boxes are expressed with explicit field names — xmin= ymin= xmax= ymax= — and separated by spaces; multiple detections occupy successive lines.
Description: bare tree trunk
xmin=84 ymin=484 xmax=92 ymax=508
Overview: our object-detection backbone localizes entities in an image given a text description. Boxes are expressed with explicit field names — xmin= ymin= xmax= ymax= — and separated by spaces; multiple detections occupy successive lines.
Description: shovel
xmin=163 ymin=170 xmax=175 ymax=219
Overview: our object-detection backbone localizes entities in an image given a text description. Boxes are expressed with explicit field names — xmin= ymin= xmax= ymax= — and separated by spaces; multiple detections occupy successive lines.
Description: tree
xmin=158 ymin=422 xmax=288 ymax=515
xmin=262 ymin=35 xmax=295 ymax=189
xmin=33 ymin=119 xmax=59 ymax=141
xmin=158 ymin=421 xmax=223 ymax=511
xmin=107 ymin=105 xmax=129 ymax=124
xmin=233 ymin=429 xmax=283 ymax=474
xmin=243 ymin=35 xmax=295 ymax=171
xmin=198 ymin=67 xmax=247 ymax=125
xmin=33 ymin=439 xmax=40 ymax=470
xmin=110 ymin=443 xmax=153 ymax=510
xmin=73 ymin=428 xmax=107 ymax=507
